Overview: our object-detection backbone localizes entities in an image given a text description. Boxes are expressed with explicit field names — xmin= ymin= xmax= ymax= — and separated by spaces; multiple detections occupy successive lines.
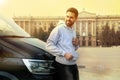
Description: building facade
xmin=13 ymin=11 xmax=120 ymax=47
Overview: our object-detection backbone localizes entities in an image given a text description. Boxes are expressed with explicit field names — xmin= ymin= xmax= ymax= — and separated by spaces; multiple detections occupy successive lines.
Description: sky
xmin=0 ymin=0 xmax=120 ymax=17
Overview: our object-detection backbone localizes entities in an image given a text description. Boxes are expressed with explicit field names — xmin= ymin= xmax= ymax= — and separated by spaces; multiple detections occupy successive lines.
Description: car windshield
xmin=0 ymin=15 xmax=30 ymax=37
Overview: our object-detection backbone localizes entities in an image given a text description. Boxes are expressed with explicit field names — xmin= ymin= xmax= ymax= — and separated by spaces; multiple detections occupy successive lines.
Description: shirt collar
xmin=64 ymin=24 xmax=74 ymax=31
xmin=57 ymin=20 xmax=74 ymax=31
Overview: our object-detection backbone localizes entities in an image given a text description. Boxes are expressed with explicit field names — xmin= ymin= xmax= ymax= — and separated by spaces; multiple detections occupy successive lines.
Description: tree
xmin=109 ymin=26 xmax=116 ymax=46
xmin=48 ymin=22 xmax=55 ymax=35
xmin=38 ymin=27 xmax=44 ymax=39
xmin=38 ymin=22 xmax=55 ymax=42
xmin=101 ymin=23 xmax=111 ymax=47
xmin=116 ymin=30 xmax=120 ymax=46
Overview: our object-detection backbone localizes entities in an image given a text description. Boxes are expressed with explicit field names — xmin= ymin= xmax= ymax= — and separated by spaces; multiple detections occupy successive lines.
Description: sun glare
xmin=0 ymin=0 xmax=5 ymax=5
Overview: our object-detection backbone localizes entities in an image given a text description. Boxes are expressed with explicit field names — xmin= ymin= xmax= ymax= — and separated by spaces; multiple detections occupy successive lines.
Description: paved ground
xmin=77 ymin=47 xmax=120 ymax=80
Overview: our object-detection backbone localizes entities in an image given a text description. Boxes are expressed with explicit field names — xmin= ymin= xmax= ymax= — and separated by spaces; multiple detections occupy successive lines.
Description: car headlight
xmin=22 ymin=59 xmax=56 ymax=75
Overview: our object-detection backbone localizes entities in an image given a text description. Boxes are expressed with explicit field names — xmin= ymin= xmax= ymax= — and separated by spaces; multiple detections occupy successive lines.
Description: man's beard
xmin=65 ymin=20 xmax=74 ymax=27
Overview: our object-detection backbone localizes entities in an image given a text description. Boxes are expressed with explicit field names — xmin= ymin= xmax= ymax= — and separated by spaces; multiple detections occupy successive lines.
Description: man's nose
xmin=67 ymin=17 xmax=71 ymax=20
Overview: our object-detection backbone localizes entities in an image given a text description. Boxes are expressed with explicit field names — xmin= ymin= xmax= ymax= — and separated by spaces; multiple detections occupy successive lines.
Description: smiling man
xmin=46 ymin=7 xmax=79 ymax=80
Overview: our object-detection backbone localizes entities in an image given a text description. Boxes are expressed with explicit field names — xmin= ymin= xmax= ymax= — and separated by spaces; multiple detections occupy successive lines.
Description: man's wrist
xmin=61 ymin=51 xmax=66 ymax=56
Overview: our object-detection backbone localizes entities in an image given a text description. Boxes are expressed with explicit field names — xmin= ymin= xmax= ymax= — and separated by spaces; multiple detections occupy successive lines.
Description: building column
xmin=93 ymin=21 xmax=96 ymax=36
xmin=74 ymin=22 xmax=77 ymax=31
xmin=86 ymin=21 xmax=88 ymax=36
xmin=91 ymin=21 xmax=94 ymax=36
xmin=80 ymin=21 xmax=82 ymax=36
xmin=86 ymin=21 xmax=88 ymax=46
xmin=23 ymin=20 xmax=26 ymax=31
xmin=79 ymin=21 xmax=82 ymax=46
xmin=92 ymin=21 xmax=96 ymax=46
xmin=28 ymin=21 xmax=31 ymax=35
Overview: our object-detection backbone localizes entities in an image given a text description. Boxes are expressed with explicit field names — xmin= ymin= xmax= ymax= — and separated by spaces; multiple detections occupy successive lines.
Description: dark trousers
xmin=54 ymin=61 xmax=79 ymax=80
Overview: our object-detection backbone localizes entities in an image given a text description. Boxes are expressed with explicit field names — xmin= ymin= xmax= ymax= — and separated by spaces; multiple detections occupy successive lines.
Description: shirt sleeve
xmin=73 ymin=30 xmax=79 ymax=50
xmin=46 ymin=26 xmax=66 ymax=57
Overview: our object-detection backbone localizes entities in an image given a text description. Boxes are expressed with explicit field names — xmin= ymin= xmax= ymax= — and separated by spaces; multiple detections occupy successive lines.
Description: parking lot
xmin=77 ymin=47 xmax=120 ymax=80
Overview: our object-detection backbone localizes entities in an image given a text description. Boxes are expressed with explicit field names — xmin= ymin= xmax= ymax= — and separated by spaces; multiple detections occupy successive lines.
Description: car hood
xmin=1 ymin=37 xmax=46 ymax=50
xmin=0 ymin=37 xmax=53 ymax=59
xmin=20 ymin=38 xmax=46 ymax=50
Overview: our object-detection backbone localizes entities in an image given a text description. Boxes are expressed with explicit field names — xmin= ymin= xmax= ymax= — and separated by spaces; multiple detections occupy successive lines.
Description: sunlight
xmin=0 ymin=0 xmax=5 ymax=5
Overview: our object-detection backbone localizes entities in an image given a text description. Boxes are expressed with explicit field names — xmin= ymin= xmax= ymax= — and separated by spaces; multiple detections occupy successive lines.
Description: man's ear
xmin=75 ymin=18 xmax=78 ymax=21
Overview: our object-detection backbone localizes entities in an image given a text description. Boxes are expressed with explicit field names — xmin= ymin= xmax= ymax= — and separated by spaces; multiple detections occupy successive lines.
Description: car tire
xmin=0 ymin=71 xmax=19 ymax=80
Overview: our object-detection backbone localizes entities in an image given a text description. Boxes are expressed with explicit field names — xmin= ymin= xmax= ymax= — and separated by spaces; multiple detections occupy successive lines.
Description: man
xmin=46 ymin=7 xmax=79 ymax=80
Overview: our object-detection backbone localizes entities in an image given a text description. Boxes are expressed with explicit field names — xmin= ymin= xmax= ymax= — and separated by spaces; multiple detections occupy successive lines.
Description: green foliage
xmin=101 ymin=23 xmax=110 ymax=46
xmin=48 ymin=22 xmax=55 ymax=34
xmin=34 ymin=22 xmax=55 ymax=42
xmin=116 ymin=30 xmax=120 ymax=45
xmin=100 ymin=23 xmax=120 ymax=47
xmin=38 ymin=27 xmax=48 ymax=42
xmin=110 ymin=27 xmax=116 ymax=45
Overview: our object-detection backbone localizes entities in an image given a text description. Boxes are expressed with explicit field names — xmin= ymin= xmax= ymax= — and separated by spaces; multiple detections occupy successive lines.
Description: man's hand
xmin=72 ymin=38 xmax=79 ymax=46
xmin=64 ymin=53 xmax=73 ymax=60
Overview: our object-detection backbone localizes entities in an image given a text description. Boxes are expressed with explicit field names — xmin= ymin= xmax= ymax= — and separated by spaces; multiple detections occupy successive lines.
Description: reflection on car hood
xmin=20 ymin=38 xmax=46 ymax=50
xmin=0 ymin=14 xmax=30 ymax=37
xmin=1 ymin=37 xmax=47 ymax=51
xmin=0 ymin=37 xmax=53 ymax=59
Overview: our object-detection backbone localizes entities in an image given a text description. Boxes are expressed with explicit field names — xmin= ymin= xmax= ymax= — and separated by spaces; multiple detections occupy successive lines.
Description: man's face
xmin=65 ymin=12 xmax=77 ymax=27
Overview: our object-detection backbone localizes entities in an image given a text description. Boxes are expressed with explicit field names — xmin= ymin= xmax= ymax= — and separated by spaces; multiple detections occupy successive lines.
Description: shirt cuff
xmin=61 ymin=51 xmax=66 ymax=56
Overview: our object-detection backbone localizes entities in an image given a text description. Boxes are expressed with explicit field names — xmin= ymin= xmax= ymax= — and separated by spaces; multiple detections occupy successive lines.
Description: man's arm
xmin=46 ymin=27 xmax=66 ymax=57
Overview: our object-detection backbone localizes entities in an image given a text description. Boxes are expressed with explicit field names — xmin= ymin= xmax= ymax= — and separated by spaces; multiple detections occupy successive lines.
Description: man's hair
xmin=66 ymin=7 xmax=78 ymax=18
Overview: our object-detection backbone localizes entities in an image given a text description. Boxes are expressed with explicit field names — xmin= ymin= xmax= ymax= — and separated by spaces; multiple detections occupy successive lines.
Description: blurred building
xmin=13 ymin=11 xmax=120 ymax=47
